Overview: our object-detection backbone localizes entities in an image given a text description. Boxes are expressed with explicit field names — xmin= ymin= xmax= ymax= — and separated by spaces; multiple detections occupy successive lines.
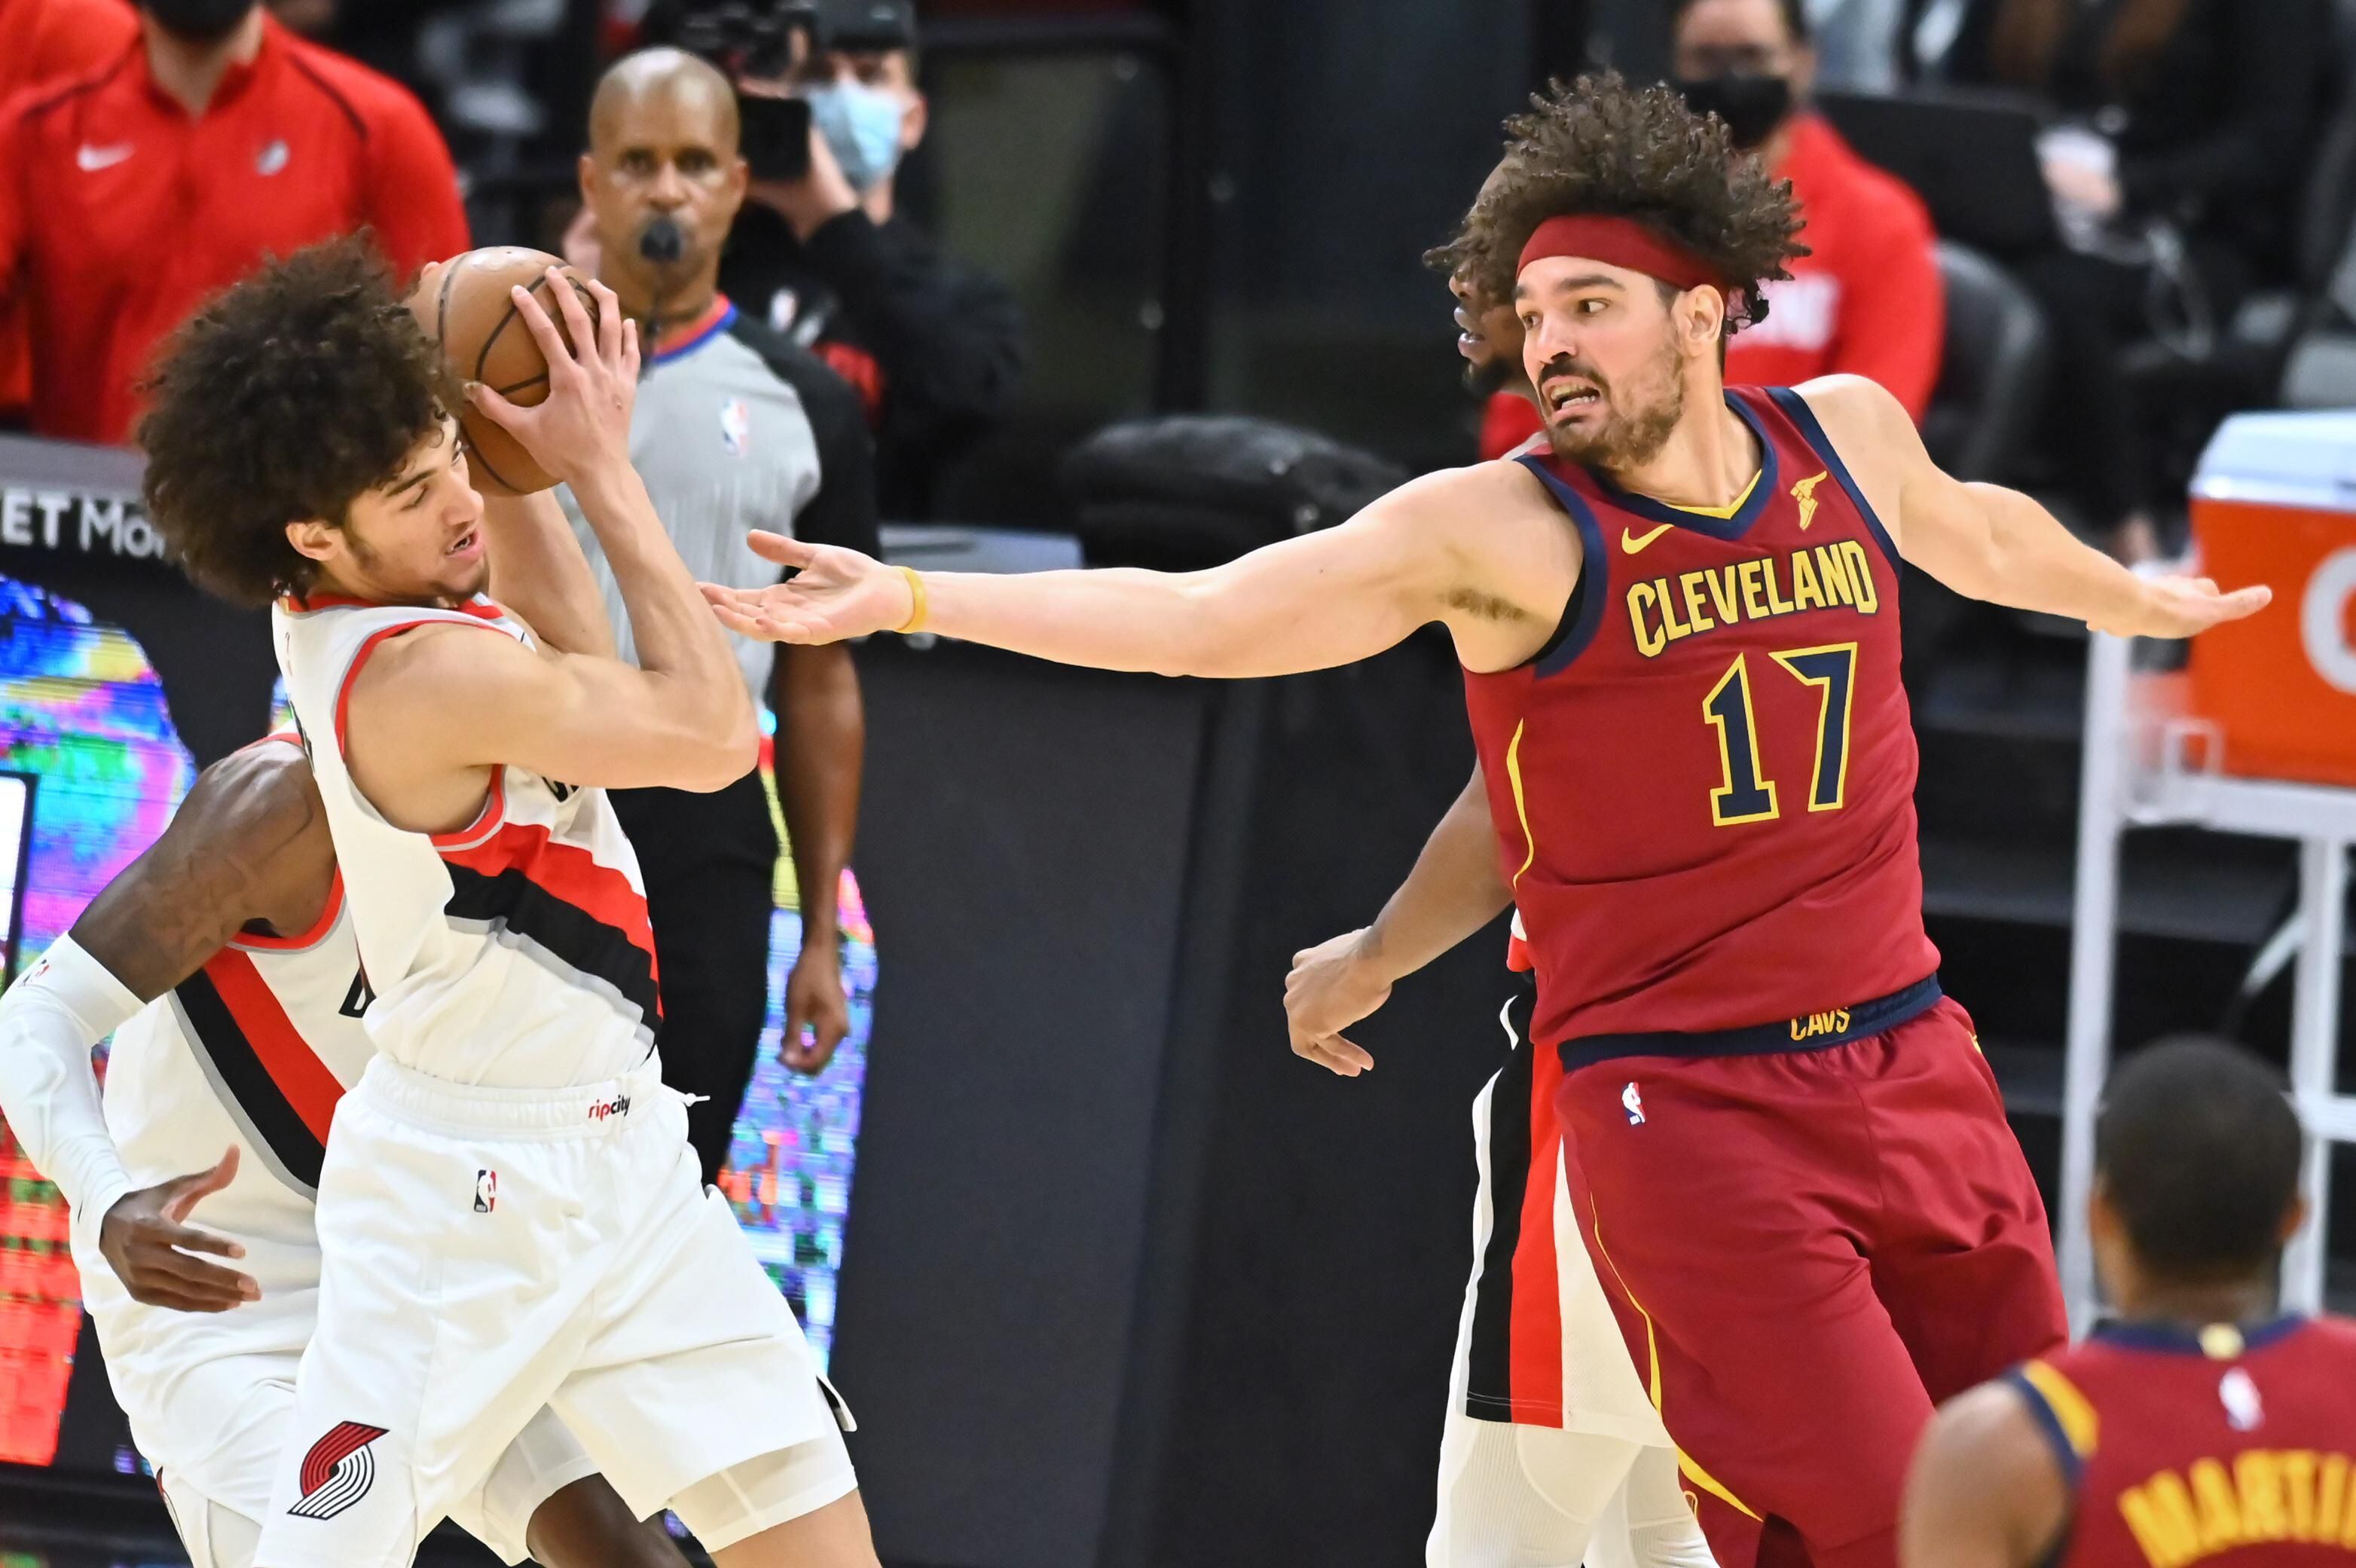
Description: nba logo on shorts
xmin=475 ymin=1170 xmax=496 ymax=1213
xmin=720 ymin=397 xmax=751 ymax=457
xmin=1622 ymin=1082 xmax=1646 ymax=1126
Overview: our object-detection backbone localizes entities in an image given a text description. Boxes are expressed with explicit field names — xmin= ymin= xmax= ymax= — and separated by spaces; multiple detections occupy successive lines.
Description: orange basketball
xmin=406 ymin=246 xmax=602 ymax=497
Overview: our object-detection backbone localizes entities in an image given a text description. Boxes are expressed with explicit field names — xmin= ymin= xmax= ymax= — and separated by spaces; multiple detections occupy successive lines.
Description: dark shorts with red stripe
xmin=1553 ymin=984 xmax=2067 ymax=1568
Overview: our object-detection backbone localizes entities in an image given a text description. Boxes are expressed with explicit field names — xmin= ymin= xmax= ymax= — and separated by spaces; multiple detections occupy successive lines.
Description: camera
xmin=670 ymin=0 xmax=820 ymax=182
xmin=671 ymin=0 xmax=817 ymax=79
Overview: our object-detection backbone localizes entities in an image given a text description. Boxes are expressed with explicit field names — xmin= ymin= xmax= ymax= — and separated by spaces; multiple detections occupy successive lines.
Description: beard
xmin=344 ymin=527 xmax=488 ymax=606
xmin=1462 ymin=354 xmax=1515 ymax=398
xmin=1545 ymin=333 xmax=1685 ymax=469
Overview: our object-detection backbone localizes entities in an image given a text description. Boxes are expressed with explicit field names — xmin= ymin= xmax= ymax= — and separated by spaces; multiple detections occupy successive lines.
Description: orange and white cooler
xmin=2187 ymin=410 xmax=2356 ymax=788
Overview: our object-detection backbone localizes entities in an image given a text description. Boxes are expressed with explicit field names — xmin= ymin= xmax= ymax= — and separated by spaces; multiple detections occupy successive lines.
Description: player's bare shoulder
xmin=1791 ymin=374 xmax=1925 ymax=541
xmin=69 ymin=741 xmax=334 ymax=999
xmin=1899 ymin=1378 xmax=2071 ymax=1568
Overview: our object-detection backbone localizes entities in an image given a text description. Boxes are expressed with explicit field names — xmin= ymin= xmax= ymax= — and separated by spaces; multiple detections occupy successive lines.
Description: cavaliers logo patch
xmin=286 ymin=1421 xmax=388 ymax=1520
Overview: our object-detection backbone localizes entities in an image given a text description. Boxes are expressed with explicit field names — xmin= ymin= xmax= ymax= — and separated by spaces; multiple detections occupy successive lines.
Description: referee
xmin=566 ymin=46 xmax=878 ymax=1184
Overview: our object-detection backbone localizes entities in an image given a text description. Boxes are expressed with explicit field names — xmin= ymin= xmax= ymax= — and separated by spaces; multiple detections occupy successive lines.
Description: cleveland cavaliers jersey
xmin=2009 ymin=1315 xmax=2356 ymax=1568
xmin=1461 ymin=387 xmax=1940 ymax=1057
xmin=270 ymin=592 xmax=657 ymax=1087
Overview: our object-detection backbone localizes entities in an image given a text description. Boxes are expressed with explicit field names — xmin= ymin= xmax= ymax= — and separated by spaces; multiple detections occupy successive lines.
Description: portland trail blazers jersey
xmin=75 ymin=759 xmax=376 ymax=1434
xmin=1462 ymin=387 xmax=1940 ymax=1059
xmin=270 ymin=593 xmax=657 ymax=1087
xmin=2009 ymin=1315 xmax=2356 ymax=1568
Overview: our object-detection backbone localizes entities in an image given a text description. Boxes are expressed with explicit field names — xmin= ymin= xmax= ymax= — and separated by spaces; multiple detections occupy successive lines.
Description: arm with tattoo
xmin=0 ymin=741 xmax=332 ymax=1307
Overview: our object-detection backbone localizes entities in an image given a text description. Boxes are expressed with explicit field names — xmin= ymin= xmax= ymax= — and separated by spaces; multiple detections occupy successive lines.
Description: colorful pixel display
xmin=0 ymin=579 xmax=872 ymax=1469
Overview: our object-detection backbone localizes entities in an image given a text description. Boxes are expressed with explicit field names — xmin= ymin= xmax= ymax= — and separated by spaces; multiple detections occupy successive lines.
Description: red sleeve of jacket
xmin=1823 ymin=174 xmax=1944 ymax=423
xmin=27 ymin=0 xmax=137 ymax=83
xmin=351 ymin=69 xmax=471 ymax=281
xmin=1479 ymin=390 xmax=1545 ymax=462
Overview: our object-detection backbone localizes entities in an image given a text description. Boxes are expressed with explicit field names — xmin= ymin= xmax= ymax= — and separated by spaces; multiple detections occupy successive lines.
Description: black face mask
xmin=142 ymin=0 xmax=258 ymax=41
xmin=1674 ymin=72 xmax=1794 ymax=151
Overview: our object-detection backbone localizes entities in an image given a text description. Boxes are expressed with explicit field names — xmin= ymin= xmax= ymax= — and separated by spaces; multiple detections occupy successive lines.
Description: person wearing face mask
xmin=621 ymin=0 xmax=1021 ymax=520
xmin=567 ymin=46 xmax=882 ymax=1188
xmin=1477 ymin=0 xmax=1942 ymax=462
xmin=0 ymin=0 xmax=467 ymax=445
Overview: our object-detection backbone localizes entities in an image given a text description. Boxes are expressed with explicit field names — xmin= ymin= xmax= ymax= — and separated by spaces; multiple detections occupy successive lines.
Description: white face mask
xmin=803 ymin=81 xmax=908 ymax=194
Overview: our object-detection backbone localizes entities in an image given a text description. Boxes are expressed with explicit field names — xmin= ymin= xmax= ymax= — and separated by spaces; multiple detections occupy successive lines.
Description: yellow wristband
xmin=894 ymin=565 xmax=929 ymax=634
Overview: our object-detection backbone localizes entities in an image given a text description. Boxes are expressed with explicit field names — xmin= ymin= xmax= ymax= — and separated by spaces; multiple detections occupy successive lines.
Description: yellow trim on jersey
xmin=1769 ymin=642 xmax=1860 ymax=812
xmin=1656 ymin=468 xmax=1762 ymax=521
xmin=2019 ymin=1360 xmax=2101 ymax=1459
xmin=1505 ymin=720 xmax=1536 ymax=887
xmin=1703 ymin=655 xmax=1780 ymax=827
xmin=1588 ymin=1214 xmax=1763 ymax=1521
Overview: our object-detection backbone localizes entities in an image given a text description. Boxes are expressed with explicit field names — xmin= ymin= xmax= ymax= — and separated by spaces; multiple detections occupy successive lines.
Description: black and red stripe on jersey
xmin=1462 ymin=978 xmax=1569 ymax=1426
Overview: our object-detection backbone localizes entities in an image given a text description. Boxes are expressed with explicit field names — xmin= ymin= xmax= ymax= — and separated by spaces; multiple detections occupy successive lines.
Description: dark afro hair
xmin=138 ymin=234 xmax=459 ymax=607
xmin=1429 ymin=72 xmax=1807 ymax=335
xmin=2097 ymin=1037 xmax=2304 ymax=1282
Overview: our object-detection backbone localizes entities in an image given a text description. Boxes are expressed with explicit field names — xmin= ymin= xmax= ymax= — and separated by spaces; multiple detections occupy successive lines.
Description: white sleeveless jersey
xmin=269 ymin=593 xmax=657 ymax=1087
xmin=77 ymin=839 xmax=373 ymax=1374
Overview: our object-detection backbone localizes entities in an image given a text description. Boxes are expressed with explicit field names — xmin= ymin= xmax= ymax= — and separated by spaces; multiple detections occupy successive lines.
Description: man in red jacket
xmin=0 ymin=0 xmax=137 ymax=423
xmin=0 ymin=0 xmax=469 ymax=445
xmin=1481 ymin=0 xmax=1942 ymax=460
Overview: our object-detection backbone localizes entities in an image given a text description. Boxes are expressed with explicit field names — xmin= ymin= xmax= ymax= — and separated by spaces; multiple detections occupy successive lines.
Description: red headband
xmin=1517 ymin=215 xmax=1725 ymax=294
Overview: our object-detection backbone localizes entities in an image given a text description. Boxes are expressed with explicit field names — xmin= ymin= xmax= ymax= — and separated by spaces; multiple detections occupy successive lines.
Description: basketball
xmin=406 ymin=246 xmax=602 ymax=497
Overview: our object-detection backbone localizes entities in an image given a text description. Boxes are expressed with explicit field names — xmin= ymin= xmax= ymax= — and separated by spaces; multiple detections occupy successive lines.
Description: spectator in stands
xmin=1939 ymin=0 xmax=2323 ymax=561
xmin=606 ymin=0 xmax=1021 ymax=519
xmin=572 ymin=46 xmax=878 ymax=1186
xmin=0 ymin=0 xmax=467 ymax=446
xmin=1478 ymin=0 xmax=1942 ymax=460
xmin=0 ymin=0 xmax=136 ymax=425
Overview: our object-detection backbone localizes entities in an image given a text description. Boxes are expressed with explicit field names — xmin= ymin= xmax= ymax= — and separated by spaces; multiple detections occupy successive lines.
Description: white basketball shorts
xmin=154 ymin=1386 xmax=591 ymax=1568
xmin=251 ymin=1055 xmax=851 ymax=1568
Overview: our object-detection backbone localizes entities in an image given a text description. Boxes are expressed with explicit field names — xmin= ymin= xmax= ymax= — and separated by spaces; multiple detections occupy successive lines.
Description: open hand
xmin=782 ymin=946 xmax=851 ymax=1074
xmin=702 ymin=531 xmax=911 ymax=644
xmin=1285 ymin=928 xmax=1391 ymax=1077
xmin=97 ymin=1146 xmax=259 ymax=1313
xmin=2095 ymin=576 xmax=2272 ymax=640
xmin=469 ymin=268 xmax=640 ymax=487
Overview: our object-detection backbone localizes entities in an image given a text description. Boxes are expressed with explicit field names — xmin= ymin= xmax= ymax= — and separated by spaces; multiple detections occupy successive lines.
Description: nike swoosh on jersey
xmin=1621 ymin=523 xmax=1674 ymax=555
xmin=76 ymin=143 xmax=132 ymax=171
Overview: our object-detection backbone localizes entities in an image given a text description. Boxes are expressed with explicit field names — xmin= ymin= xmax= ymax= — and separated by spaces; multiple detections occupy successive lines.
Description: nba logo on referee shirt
xmin=720 ymin=397 xmax=751 ymax=457
xmin=475 ymin=1170 xmax=496 ymax=1212
xmin=1622 ymin=1083 xmax=1646 ymax=1126
xmin=287 ymin=1421 xmax=387 ymax=1519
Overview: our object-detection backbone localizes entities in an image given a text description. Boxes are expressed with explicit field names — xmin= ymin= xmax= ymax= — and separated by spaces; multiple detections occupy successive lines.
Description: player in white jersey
xmin=134 ymin=240 xmax=875 ymax=1568
xmin=0 ymin=737 xmax=689 ymax=1568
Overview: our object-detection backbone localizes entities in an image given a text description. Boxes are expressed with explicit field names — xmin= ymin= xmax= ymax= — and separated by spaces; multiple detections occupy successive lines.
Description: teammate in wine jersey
xmin=708 ymin=75 xmax=2269 ymax=1568
xmin=1903 ymin=1038 xmax=2356 ymax=1568
xmin=0 ymin=737 xmax=684 ymax=1568
xmin=135 ymin=240 xmax=876 ymax=1568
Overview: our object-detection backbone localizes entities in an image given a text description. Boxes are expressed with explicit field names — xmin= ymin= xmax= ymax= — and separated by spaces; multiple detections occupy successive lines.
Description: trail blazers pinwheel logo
xmin=288 ymin=1421 xmax=389 ymax=1520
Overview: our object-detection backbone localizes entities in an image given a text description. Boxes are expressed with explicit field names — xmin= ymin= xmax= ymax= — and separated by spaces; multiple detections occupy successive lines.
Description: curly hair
xmin=139 ymin=235 xmax=459 ymax=607
xmin=1429 ymin=73 xmax=1807 ymax=335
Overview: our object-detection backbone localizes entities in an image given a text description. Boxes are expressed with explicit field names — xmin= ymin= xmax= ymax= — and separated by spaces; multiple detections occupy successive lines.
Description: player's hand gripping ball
xmin=407 ymin=248 xmax=625 ymax=496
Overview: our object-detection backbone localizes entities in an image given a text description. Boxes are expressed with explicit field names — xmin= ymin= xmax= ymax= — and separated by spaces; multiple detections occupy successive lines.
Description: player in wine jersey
xmin=0 ymin=736 xmax=689 ymax=1568
xmin=135 ymin=240 xmax=878 ymax=1568
xmin=706 ymin=75 xmax=2269 ymax=1568
xmin=1902 ymin=1038 xmax=2356 ymax=1568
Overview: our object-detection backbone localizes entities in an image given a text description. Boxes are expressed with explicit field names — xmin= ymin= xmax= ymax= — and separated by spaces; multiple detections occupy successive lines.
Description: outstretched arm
xmin=1802 ymin=375 xmax=2270 ymax=637
xmin=1899 ymin=1383 xmax=2071 ymax=1568
xmin=704 ymin=462 xmax=1574 ymax=678
xmin=1285 ymin=762 xmax=1511 ymax=1076
xmin=0 ymin=745 xmax=327 ymax=1304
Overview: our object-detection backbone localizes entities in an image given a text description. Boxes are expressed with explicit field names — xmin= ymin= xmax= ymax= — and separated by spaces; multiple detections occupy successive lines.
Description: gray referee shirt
xmin=559 ymin=298 xmax=881 ymax=705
